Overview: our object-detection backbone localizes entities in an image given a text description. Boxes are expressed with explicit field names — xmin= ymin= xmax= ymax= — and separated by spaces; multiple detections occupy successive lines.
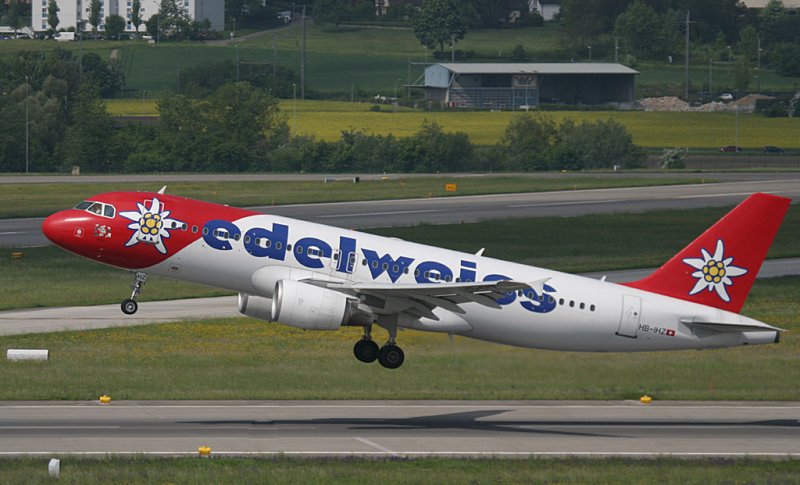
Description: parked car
xmin=54 ymin=32 xmax=75 ymax=42
xmin=719 ymin=93 xmax=734 ymax=101
xmin=277 ymin=11 xmax=293 ymax=23
xmin=720 ymin=145 xmax=742 ymax=153
xmin=763 ymin=146 xmax=785 ymax=154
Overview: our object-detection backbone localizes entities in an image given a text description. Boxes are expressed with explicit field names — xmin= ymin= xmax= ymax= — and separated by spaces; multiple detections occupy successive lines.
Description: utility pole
xmin=235 ymin=45 xmax=240 ymax=82
xmin=708 ymin=58 xmax=712 ymax=94
xmin=756 ymin=35 xmax=762 ymax=93
xmin=25 ymin=76 xmax=29 ymax=174
xmin=614 ymin=37 xmax=619 ymax=63
xmin=300 ymin=5 xmax=306 ymax=100
xmin=684 ymin=11 xmax=691 ymax=100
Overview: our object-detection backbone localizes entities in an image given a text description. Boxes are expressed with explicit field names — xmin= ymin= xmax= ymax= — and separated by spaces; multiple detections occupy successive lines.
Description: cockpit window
xmin=74 ymin=200 xmax=116 ymax=219
xmin=87 ymin=203 xmax=103 ymax=215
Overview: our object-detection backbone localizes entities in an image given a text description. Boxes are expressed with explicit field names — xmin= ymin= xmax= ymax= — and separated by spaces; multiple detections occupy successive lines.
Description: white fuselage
xmin=146 ymin=214 xmax=777 ymax=352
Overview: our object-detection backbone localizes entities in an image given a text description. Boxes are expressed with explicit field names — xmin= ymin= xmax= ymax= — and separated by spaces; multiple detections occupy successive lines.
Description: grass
xmin=0 ymin=276 xmax=798 ymax=401
xmin=4 ymin=22 xmax=799 ymax=98
xmin=7 ymin=176 xmax=705 ymax=219
xmin=3 ymin=204 xmax=797 ymax=311
xmin=1 ymin=457 xmax=800 ymax=484
xmin=104 ymin=97 xmax=800 ymax=149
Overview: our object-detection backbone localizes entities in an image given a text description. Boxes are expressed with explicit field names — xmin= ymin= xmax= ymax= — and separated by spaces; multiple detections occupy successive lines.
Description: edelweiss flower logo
xmin=120 ymin=198 xmax=184 ymax=254
xmin=683 ymin=239 xmax=747 ymax=302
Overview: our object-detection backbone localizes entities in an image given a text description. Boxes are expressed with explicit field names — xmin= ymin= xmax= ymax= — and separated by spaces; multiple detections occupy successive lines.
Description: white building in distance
xmin=32 ymin=0 xmax=223 ymax=33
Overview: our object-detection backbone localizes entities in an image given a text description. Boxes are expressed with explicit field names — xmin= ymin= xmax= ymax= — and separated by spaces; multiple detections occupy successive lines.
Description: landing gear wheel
xmin=378 ymin=345 xmax=404 ymax=369
xmin=354 ymin=339 xmax=379 ymax=363
xmin=121 ymin=298 xmax=138 ymax=315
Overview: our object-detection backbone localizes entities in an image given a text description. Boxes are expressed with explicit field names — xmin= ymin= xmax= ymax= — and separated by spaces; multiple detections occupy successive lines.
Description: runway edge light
xmin=640 ymin=395 xmax=653 ymax=404
xmin=99 ymin=395 xmax=111 ymax=404
xmin=198 ymin=446 xmax=212 ymax=457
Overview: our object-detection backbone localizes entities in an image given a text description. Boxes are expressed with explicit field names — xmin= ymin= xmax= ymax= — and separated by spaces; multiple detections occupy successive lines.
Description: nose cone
xmin=42 ymin=211 xmax=71 ymax=247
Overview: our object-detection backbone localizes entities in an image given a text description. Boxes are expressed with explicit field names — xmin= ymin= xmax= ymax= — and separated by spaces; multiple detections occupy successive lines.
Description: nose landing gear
xmin=121 ymin=272 xmax=147 ymax=315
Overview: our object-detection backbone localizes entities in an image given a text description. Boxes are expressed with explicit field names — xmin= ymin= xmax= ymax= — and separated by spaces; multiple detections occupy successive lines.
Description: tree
xmin=7 ymin=0 xmax=22 ymax=35
xmin=510 ymin=44 xmax=527 ymax=62
xmin=314 ymin=0 xmax=348 ymax=30
xmin=89 ymin=0 xmax=102 ymax=34
xmin=158 ymin=0 xmax=191 ymax=37
xmin=145 ymin=14 xmax=161 ymax=39
xmin=738 ymin=25 xmax=759 ymax=62
xmin=413 ymin=0 xmax=468 ymax=53
xmin=105 ymin=14 xmax=126 ymax=39
xmin=47 ymin=0 xmax=60 ymax=32
xmin=771 ymin=43 xmax=800 ymax=77
xmin=734 ymin=59 xmax=751 ymax=94
xmin=614 ymin=1 xmax=668 ymax=59
xmin=64 ymin=83 xmax=113 ymax=172
xmin=497 ymin=114 xmax=559 ymax=171
xmin=131 ymin=0 xmax=142 ymax=36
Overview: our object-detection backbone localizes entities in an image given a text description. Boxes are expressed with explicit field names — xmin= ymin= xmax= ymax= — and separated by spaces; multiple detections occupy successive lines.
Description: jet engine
xmin=238 ymin=293 xmax=273 ymax=321
xmin=270 ymin=279 xmax=356 ymax=331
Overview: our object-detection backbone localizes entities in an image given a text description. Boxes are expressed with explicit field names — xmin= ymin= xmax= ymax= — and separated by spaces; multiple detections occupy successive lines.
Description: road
xmin=2 ymin=259 xmax=798 ymax=336
xmin=0 ymin=401 xmax=798 ymax=457
xmin=4 ymin=176 xmax=800 ymax=248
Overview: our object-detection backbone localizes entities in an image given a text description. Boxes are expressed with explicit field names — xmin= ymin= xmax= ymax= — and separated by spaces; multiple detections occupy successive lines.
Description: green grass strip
xmin=2 ymin=457 xmax=800 ymax=485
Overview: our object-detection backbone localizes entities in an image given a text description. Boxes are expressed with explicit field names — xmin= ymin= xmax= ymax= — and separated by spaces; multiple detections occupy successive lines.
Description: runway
xmin=2 ymin=259 xmax=798 ymax=336
xmin=0 ymin=401 xmax=798 ymax=457
xmin=4 ymin=176 xmax=800 ymax=248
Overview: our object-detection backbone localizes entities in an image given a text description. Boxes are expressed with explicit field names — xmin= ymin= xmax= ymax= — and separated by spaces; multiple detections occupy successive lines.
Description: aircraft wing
xmin=306 ymin=279 xmax=541 ymax=321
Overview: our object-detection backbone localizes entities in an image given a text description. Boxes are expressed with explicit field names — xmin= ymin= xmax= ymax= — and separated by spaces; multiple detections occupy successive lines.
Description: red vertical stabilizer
xmin=623 ymin=193 xmax=791 ymax=313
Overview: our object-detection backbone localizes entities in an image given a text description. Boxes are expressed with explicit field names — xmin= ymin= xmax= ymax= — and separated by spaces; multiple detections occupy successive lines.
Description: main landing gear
xmin=353 ymin=324 xmax=405 ymax=369
xmin=121 ymin=272 xmax=147 ymax=315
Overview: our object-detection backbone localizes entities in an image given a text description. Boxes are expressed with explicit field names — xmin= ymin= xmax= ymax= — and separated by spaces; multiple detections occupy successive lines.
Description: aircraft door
xmin=330 ymin=249 xmax=358 ymax=280
xmin=616 ymin=295 xmax=641 ymax=338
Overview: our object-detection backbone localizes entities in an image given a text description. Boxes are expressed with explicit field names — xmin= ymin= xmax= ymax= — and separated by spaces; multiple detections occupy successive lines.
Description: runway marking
xmin=317 ymin=209 xmax=440 ymax=219
xmin=508 ymin=199 xmax=622 ymax=208
xmin=0 ymin=426 xmax=120 ymax=429
xmin=0 ymin=232 xmax=25 ymax=235
xmin=1 ymin=451 xmax=800 ymax=458
xmin=679 ymin=191 xmax=782 ymax=199
xmin=355 ymin=437 xmax=396 ymax=455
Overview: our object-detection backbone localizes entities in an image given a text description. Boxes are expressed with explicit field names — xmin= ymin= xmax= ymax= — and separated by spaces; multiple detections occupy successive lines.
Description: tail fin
xmin=623 ymin=193 xmax=791 ymax=313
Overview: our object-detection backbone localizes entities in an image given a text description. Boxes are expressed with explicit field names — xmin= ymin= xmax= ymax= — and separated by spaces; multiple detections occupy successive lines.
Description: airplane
xmin=41 ymin=190 xmax=790 ymax=369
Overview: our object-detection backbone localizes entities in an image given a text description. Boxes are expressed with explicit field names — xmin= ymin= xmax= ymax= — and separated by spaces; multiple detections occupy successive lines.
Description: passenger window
xmin=590 ymin=304 xmax=596 ymax=312
xmin=202 ymin=227 xmax=209 ymax=236
xmin=192 ymin=226 xmax=198 ymax=233
xmin=559 ymin=298 xmax=565 ymax=306
xmin=580 ymin=302 xmax=585 ymax=310
xmin=382 ymin=263 xmax=389 ymax=270
xmin=296 ymin=246 xmax=303 ymax=254
xmin=103 ymin=205 xmax=115 ymax=218
xmin=244 ymin=236 xmax=251 ymax=244
xmin=276 ymin=242 xmax=283 ymax=250
xmin=372 ymin=261 xmax=379 ymax=269
xmin=569 ymin=301 xmax=575 ymax=308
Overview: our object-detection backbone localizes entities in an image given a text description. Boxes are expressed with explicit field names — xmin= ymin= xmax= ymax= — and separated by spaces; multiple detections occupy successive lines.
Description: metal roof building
xmin=420 ymin=63 xmax=639 ymax=109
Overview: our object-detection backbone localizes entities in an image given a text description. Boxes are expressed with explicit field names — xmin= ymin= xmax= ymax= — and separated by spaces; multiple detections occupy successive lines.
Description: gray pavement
xmin=4 ymin=176 xmax=800 ymax=248
xmin=2 ymin=259 xmax=797 ymax=336
xmin=0 ymin=401 xmax=798 ymax=457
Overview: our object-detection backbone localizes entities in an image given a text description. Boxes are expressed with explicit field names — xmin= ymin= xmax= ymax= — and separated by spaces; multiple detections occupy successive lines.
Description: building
xmin=31 ymin=0 xmax=223 ymax=33
xmin=528 ymin=0 xmax=559 ymax=21
xmin=420 ymin=63 xmax=639 ymax=109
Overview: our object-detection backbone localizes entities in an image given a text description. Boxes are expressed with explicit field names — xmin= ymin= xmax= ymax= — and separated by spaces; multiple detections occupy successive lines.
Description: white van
xmin=55 ymin=32 xmax=75 ymax=42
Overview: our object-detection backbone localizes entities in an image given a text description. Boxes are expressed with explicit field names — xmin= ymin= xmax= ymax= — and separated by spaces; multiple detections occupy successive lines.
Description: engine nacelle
xmin=271 ymin=279 xmax=353 ymax=331
xmin=238 ymin=293 xmax=273 ymax=321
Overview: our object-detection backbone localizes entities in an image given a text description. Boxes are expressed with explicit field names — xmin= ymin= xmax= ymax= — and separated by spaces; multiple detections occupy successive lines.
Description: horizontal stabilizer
xmin=680 ymin=317 xmax=783 ymax=333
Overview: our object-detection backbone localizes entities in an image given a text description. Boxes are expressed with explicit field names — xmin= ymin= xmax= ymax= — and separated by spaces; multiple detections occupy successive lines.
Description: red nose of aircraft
xmin=42 ymin=211 xmax=70 ymax=247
